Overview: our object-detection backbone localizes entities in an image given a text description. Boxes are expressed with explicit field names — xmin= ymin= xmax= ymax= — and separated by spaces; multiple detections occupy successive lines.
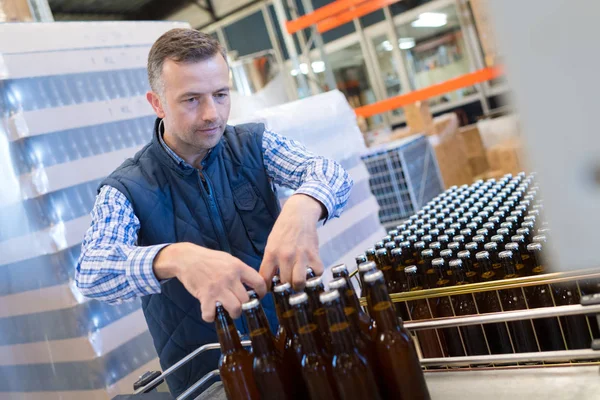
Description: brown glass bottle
xmin=439 ymin=250 xmax=455 ymax=284
xmin=330 ymin=277 xmax=386 ymax=397
xmin=273 ymin=283 xmax=310 ymax=398
xmin=505 ymin=242 xmax=527 ymax=276
xmin=399 ymin=240 xmax=417 ymax=267
xmin=484 ymin=242 xmax=504 ymax=279
xmin=306 ymin=276 xmax=333 ymax=354
xmin=551 ymin=280 xmax=593 ymax=349
xmin=391 ymin=248 xmax=409 ymax=294
xmin=465 ymin=241 xmax=481 ymax=270
xmin=216 ymin=303 xmax=260 ymax=400
xmin=320 ymin=290 xmax=383 ymax=400
xmin=332 ymin=264 xmax=375 ymax=337
xmin=421 ymin=249 xmax=438 ymax=289
xmin=365 ymin=248 xmax=377 ymax=263
xmin=429 ymin=241 xmax=442 ymax=260
xmin=272 ymin=279 xmax=288 ymax=356
xmin=432 ymin=258 xmax=465 ymax=357
xmin=449 ymin=260 xmax=489 ymax=355
xmin=375 ymin=248 xmax=400 ymax=295
xmin=289 ymin=293 xmax=340 ymax=400
xmin=498 ymin=250 xmax=539 ymax=353
xmin=511 ymin=234 xmax=533 ymax=274
xmin=364 ymin=270 xmax=431 ymax=400
xmin=405 ymin=265 xmax=447 ymax=358
xmin=456 ymin=250 xmax=479 ymax=283
xmin=523 ymin=249 xmax=565 ymax=352
xmin=242 ymin=299 xmax=295 ymax=400
xmin=475 ymin=251 xmax=514 ymax=354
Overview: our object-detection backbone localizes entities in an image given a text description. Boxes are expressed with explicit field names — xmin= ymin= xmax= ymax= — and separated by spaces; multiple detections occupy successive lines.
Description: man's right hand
xmin=152 ymin=242 xmax=267 ymax=322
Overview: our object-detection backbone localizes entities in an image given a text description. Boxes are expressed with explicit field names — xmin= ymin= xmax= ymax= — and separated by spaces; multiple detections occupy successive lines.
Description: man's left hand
xmin=259 ymin=194 xmax=325 ymax=291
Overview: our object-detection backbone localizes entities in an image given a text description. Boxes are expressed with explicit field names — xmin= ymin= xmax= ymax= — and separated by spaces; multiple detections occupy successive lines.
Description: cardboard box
xmin=459 ymin=124 xmax=486 ymax=158
xmin=429 ymin=123 xmax=474 ymax=188
xmin=405 ymin=101 xmax=435 ymax=135
xmin=468 ymin=155 xmax=489 ymax=177
xmin=486 ymin=139 xmax=525 ymax=175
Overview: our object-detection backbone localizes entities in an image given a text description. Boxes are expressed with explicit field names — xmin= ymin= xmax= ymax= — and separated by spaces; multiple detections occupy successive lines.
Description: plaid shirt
xmin=75 ymin=129 xmax=353 ymax=304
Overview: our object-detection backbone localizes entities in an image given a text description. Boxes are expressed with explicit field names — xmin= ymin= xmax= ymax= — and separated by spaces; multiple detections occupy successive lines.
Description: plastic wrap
xmin=0 ymin=21 xmax=188 ymax=399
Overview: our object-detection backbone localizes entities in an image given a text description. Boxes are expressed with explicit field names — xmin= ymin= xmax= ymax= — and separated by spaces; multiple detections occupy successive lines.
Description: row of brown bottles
xmin=360 ymin=172 xmax=594 ymax=359
xmin=215 ymin=262 xmax=430 ymax=400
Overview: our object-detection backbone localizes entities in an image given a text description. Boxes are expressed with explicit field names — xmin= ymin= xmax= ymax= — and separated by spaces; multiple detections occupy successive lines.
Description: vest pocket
xmin=232 ymin=181 xmax=275 ymax=255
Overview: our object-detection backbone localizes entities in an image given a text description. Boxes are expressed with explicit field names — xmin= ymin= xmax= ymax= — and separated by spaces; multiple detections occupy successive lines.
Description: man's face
xmin=148 ymin=53 xmax=231 ymax=156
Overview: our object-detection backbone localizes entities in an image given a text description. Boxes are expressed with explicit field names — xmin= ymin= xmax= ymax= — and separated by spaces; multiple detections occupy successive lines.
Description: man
xmin=75 ymin=28 xmax=353 ymax=396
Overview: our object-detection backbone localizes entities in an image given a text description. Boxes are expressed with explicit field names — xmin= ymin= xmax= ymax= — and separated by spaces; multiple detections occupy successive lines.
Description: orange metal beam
xmin=317 ymin=0 xmax=401 ymax=33
xmin=354 ymin=66 xmax=504 ymax=118
xmin=285 ymin=0 xmax=367 ymax=34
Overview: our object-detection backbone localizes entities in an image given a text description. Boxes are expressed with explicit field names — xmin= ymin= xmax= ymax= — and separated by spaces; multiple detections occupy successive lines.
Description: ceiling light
xmin=311 ymin=61 xmax=326 ymax=73
xmin=399 ymin=37 xmax=416 ymax=50
xmin=411 ymin=12 xmax=447 ymax=28
xmin=290 ymin=69 xmax=299 ymax=76
xmin=381 ymin=40 xmax=393 ymax=52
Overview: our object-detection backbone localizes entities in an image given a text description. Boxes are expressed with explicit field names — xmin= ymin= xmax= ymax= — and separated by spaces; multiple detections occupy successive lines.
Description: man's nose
xmin=201 ymin=97 xmax=218 ymax=122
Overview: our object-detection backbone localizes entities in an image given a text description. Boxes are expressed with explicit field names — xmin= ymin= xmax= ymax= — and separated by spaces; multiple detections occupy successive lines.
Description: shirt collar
xmin=157 ymin=119 xmax=193 ymax=169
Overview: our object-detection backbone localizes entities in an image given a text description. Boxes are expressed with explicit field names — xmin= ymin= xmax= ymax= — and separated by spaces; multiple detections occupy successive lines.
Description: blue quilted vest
xmin=100 ymin=118 xmax=280 ymax=396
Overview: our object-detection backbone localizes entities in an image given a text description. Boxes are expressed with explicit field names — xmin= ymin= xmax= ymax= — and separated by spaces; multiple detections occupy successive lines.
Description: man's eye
xmin=215 ymin=93 xmax=227 ymax=98
xmin=186 ymin=98 xmax=197 ymax=103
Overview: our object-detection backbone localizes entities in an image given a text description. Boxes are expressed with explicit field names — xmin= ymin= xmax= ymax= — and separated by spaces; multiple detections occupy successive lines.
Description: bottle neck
xmin=406 ymin=272 xmax=424 ymax=291
xmin=305 ymin=286 xmax=324 ymax=320
xmin=216 ymin=309 xmax=244 ymax=354
xmin=531 ymin=251 xmax=544 ymax=274
xmin=368 ymin=279 xmax=402 ymax=330
xmin=294 ymin=303 xmax=321 ymax=355
xmin=324 ymin=298 xmax=357 ymax=354
xmin=245 ymin=308 xmax=277 ymax=356
xmin=275 ymin=290 xmax=299 ymax=337
xmin=502 ymin=258 xmax=518 ymax=278
xmin=343 ymin=283 xmax=368 ymax=319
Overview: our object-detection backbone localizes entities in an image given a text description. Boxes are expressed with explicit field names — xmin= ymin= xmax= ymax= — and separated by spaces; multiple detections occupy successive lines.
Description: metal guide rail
xmin=133 ymin=294 xmax=600 ymax=398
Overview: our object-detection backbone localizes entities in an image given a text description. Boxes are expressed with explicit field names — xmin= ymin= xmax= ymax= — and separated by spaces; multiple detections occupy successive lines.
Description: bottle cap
xmin=491 ymin=235 xmax=504 ymax=243
xmin=319 ymin=290 xmax=340 ymax=304
xmin=511 ymin=234 xmax=525 ymax=243
xmin=483 ymin=222 xmax=495 ymax=231
xmin=453 ymin=235 xmax=465 ymax=242
xmin=466 ymin=222 xmax=478 ymax=230
xmin=460 ymin=228 xmax=472 ymax=236
xmin=498 ymin=250 xmax=513 ymax=259
xmin=414 ymin=241 xmax=426 ymax=249
xmin=473 ymin=235 xmax=485 ymax=243
xmin=375 ymin=248 xmax=387 ymax=256
xmin=404 ymin=265 xmax=418 ymax=273
xmin=476 ymin=229 xmax=489 ymax=236
xmin=328 ymin=278 xmax=347 ymax=290
xmin=242 ymin=298 xmax=260 ymax=310
xmin=216 ymin=301 xmax=223 ymax=307
xmin=440 ymin=247 xmax=453 ymax=256
xmin=391 ymin=248 xmax=402 ymax=257
xmin=388 ymin=229 xmax=399 ymax=237
xmin=527 ymin=243 xmax=543 ymax=252
xmin=331 ymin=264 xmax=348 ymax=275
xmin=489 ymin=216 xmax=501 ymax=223
xmin=532 ymin=235 xmax=547 ymax=243
xmin=448 ymin=242 xmax=460 ymax=250
xmin=438 ymin=234 xmax=450 ymax=242
xmin=272 ymin=275 xmax=281 ymax=284
xmin=432 ymin=258 xmax=445 ymax=267
xmin=429 ymin=241 xmax=441 ymax=249
xmin=465 ymin=242 xmax=478 ymax=251
xmin=306 ymin=267 xmax=314 ymax=275
xmin=516 ymin=228 xmax=530 ymax=236
xmin=382 ymin=235 xmax=392 ymax=243
xmin=408 ymin=234 xmax=418 ymax=242
xmin=476 ymin=251 xmax=490 ymax=260
xmin=421 ymin=249 xmax=434 ymax=258
xmin=449 ymin=259 xmax=462 ymax=268
xmin=306 ymin=276 xmax=323 ymax=288
xmin=484 ymin=242 xmax=497 ymax=251
xmin=358 ymin=261 xmax=377 ymax=273
xmin=364 ymin=269 xmax=384 ymax=283
xmin=505 ymin=242 xmax=519 ymax=251
xmin=457 ymin=250 xmax=470 ymax=259
xmin=399 ymin=241 xmax=411 ymax=249
xmin=497 ymin=228 xmax=510 ymax=236
xmin=274 ymin=282 xmax=291 ymax=293
xmin=288 ymin=292 xmax=309 ymax=306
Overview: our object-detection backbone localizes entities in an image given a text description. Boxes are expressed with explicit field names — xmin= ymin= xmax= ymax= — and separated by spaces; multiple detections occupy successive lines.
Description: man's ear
xmin=146 ymin=91 xmax=166 ymax=119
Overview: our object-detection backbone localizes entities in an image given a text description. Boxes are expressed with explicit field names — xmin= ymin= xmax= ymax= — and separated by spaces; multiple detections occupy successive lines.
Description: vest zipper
xmin=198 ymin=170 xmax=231 ymax=253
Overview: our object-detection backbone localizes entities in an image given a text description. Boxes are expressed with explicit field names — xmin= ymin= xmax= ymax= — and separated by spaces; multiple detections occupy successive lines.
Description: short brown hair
xmin=147 ymin=28 xmax=227 ymax=96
